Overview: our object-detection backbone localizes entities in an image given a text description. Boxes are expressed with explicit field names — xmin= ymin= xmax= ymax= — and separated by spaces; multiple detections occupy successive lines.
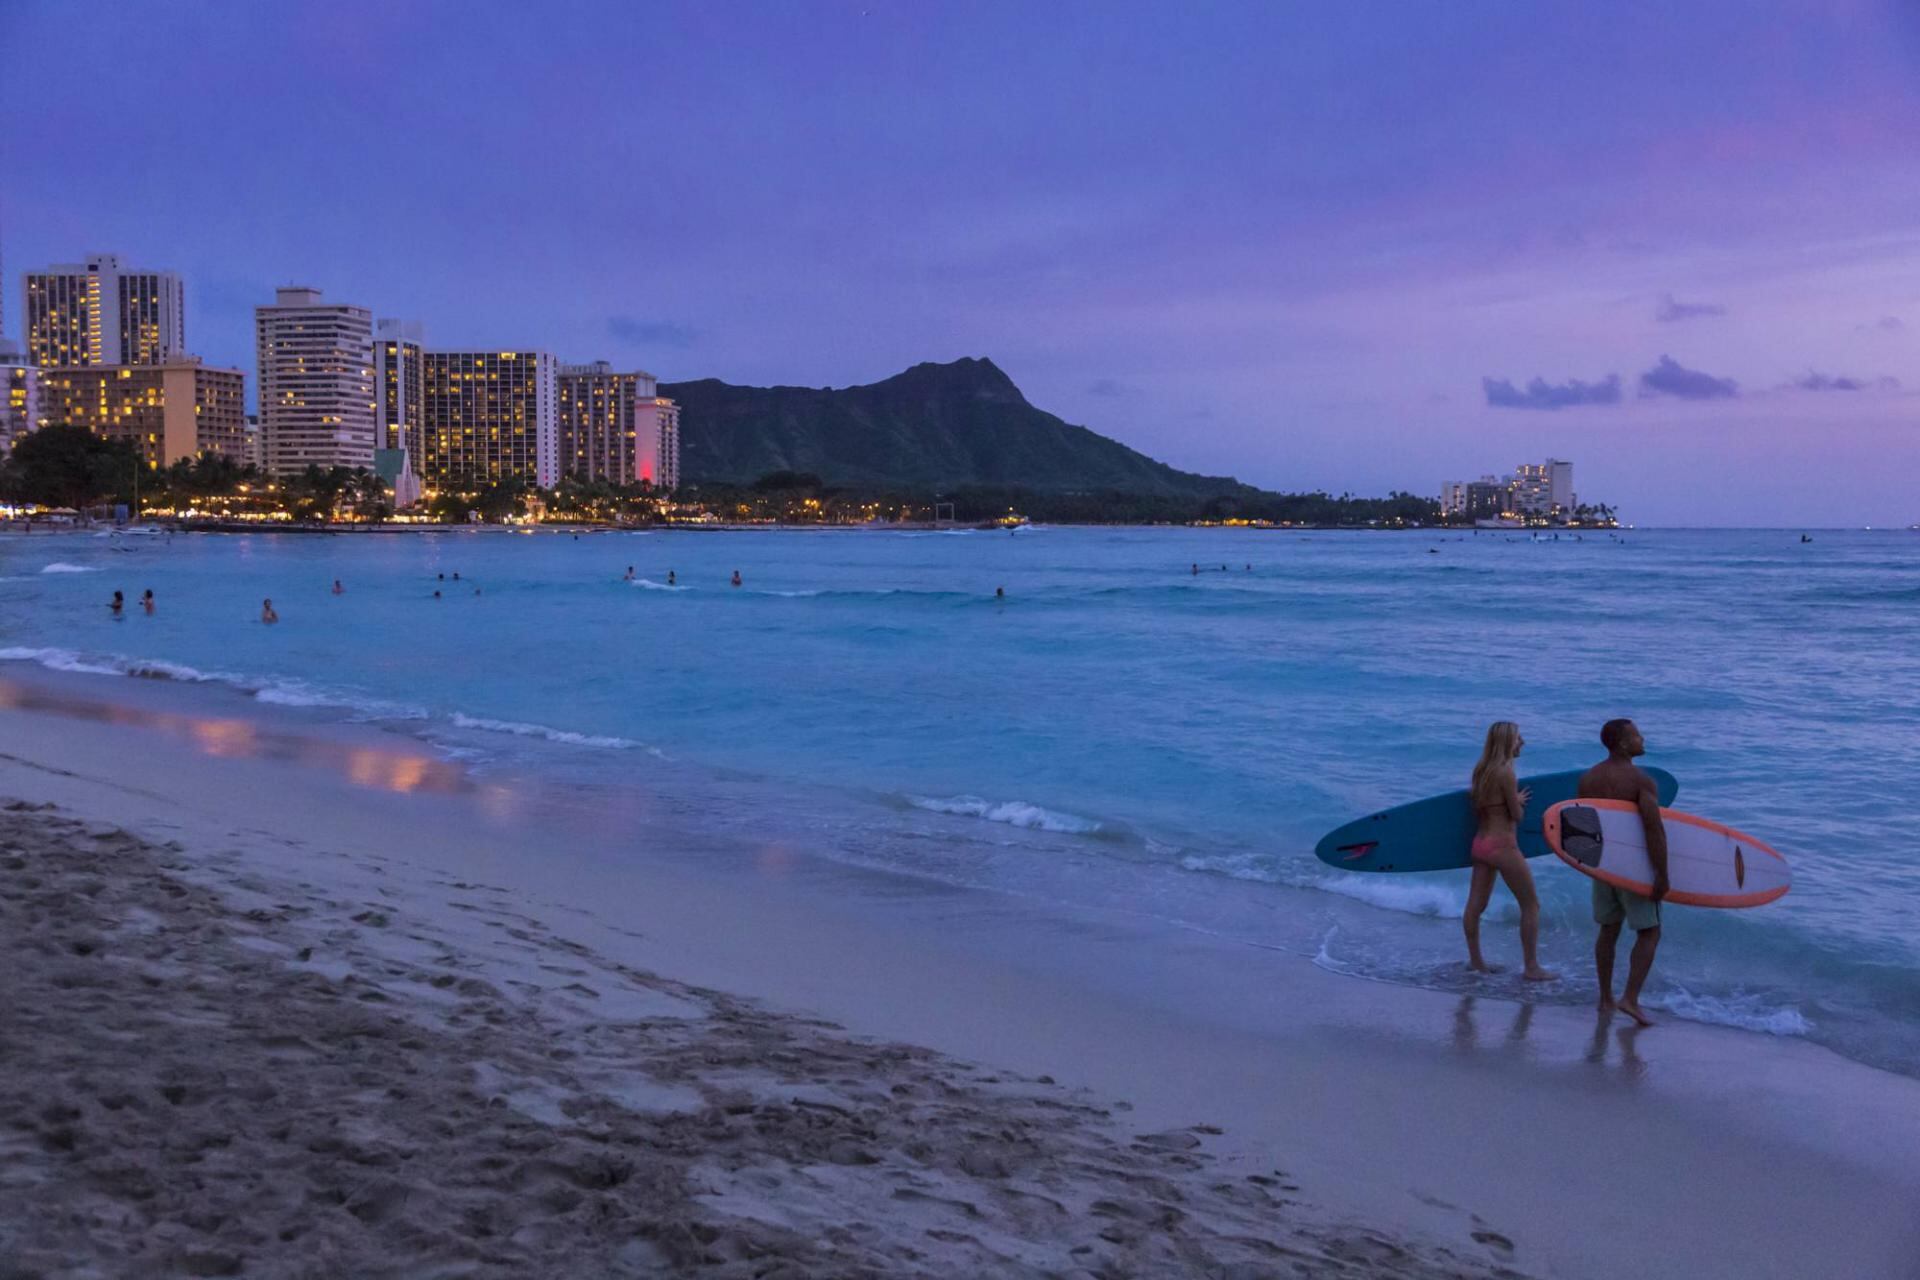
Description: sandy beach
xmin=2 ymin=668 xmax=1918 ymax=1278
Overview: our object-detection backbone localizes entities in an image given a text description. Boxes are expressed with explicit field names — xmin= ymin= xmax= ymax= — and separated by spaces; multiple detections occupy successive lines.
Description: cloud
xmin=1655 ymin=293 xmax=1726 ymax=323
xmin=1638 ymin=355 xmax=1737 ymax=400
xmin=1481 ymin=373 xmax=1622 ymax=410
xmin=607 ymin=315 xmax=697 ymax=347
xmin=1791 ymin=371 xmax=1898 ymax=392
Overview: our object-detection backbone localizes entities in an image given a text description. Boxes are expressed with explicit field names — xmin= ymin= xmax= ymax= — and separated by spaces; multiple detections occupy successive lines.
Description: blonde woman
xmin=1464 ymin=721 xmax=1553 ymax=980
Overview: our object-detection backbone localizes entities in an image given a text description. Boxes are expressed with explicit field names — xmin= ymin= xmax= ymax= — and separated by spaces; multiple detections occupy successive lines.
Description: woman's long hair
xmin=1471 ymin=721 xmax=1522 ymax=807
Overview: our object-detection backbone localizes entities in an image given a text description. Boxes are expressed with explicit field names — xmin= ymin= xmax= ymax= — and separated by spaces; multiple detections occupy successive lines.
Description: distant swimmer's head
xmin=1601 ymin=718 xmax=1644 ymax=758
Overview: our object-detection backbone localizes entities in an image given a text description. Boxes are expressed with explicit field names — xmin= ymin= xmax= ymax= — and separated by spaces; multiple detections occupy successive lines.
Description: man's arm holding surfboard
xmin=1635 ymin=770 xmax=1671 ymax=902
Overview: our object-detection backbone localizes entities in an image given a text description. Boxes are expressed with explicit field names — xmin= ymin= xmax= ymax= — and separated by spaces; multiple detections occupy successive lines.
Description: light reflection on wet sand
xmin=0 ymin=677 xmax=468 ymax=796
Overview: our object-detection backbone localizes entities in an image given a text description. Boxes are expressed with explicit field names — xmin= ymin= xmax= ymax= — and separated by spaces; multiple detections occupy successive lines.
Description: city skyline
xmin=5 ymin=1 xmax=1920 ymax=524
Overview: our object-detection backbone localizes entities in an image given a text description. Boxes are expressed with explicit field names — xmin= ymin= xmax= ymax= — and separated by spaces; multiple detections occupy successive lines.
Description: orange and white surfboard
xmin=1542 ymin=799 xmax=1790 ymax=909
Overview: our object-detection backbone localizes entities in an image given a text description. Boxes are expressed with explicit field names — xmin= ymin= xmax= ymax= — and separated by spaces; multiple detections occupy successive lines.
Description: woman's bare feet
xmin=1597 ymin=994 xmax=1616 ymax=1014
xmin=1469 ymin=960 xmax=1506 ymax=974
xmin=1522 ymin=967 xmax=1557 ymax=982
xmin=1617 ymin=998 xmax=1655 ymax=1027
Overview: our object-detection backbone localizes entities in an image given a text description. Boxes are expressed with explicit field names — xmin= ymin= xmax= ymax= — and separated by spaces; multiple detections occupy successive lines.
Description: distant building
xmin=255 ymin=286 xmax=376 ymax=474
xmin=376 ymin=320 xmax=425 ymax=459
xmin=243 ymin=414 xmax=262 ymax=470
xmin=0 ymin=338 xmax=37 ymax=457
xmin=556 ymin=361 xmax=681 ymax=488
xmin=36 ymin=359 xmax=247 ymax=468
xmin=419 ymin=350 xmax=558 ymax=488
xmin=23 ymin=253 xmax=186 ymax=368
xmin=1445 ymin=459 xmax=1577 ymax=520
xmin=636 ymin=395 xmax=680 ymax=491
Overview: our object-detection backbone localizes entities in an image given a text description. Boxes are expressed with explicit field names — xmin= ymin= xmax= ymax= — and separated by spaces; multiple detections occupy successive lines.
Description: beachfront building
xmin=35 ymin=359 xmax=247 ymax=468
xmin=418 ymin=350 xmax=559 ymax=489
xmin=374 ymin=320 xmax=425 ymax=504
xmin=23 ymin=253 xmax=186 ymax=368
xmin=255 ymin=287 xmax=377 ymax=475
xmin=556 ymin=361 xmax=679 ymax=488
xmin=636 ymin=394 xmax=681 ymax=491
xmin=1511 ymin=459 xmax=1574 ymax=517
xmin=0 ymin=338 xmax=38 ymax=457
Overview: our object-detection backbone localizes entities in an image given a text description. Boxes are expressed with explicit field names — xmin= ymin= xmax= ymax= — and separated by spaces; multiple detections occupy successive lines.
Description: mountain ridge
xmin=661 ymin=357 xmax=1257 ymax=498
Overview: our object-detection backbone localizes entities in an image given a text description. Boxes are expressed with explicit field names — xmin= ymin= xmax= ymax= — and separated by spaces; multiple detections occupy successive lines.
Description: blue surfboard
xmin=1314 ymin=767 xmax=1679 ymax=873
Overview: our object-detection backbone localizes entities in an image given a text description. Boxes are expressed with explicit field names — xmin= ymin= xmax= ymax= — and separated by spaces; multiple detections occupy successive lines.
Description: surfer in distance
xmin=1463 ymin=721 xmax=1555 ymax=981
xmin=1578 ymin=719 xmax=1668 ymax=1027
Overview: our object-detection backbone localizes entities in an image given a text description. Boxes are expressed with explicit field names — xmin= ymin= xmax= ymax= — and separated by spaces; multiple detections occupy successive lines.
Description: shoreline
xmin=2 ymin=668 xmax=1918 ymax=1277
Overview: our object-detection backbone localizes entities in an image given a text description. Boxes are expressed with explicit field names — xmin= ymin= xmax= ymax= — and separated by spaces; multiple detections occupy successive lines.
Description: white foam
xmin=1315 ymin=874 xmax=1477 ymax=919
xmin=449 ymin=712 xmax=640 ymax=750
xmin=908 ymin=794 xmax=1104 ymax=835
xmin=632 ymin=578 xmax=688 ymax=591
xmin=0 ymin=645 xmax=124 ymax=676
xmin=40 ymin=562 xmax=101 ymax=574
xmin=1652 ymin=988 xmax=1813 ymax=1037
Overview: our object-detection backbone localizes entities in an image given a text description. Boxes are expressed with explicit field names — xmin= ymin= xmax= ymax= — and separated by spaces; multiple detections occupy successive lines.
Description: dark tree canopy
xmin=0 ymin=425 xmax=141 ymax=510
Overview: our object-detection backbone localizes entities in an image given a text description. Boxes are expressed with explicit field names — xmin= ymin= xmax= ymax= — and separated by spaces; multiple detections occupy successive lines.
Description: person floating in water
xmin=331 ymin=579 xmax=344 ymax=595
xmin=1463 ymin=721 xmax=1553 ymax=981
xmin=731 ymin=570 xmax=742 ymax=588
xmin=141 ymin=589 xmax=155 ymax=615
xmin=261 ymin=598 xmax=278 ymax=624
xmin=995 ymin=586 xmax=1005 ymax=598
xmin=432 ymin=589 xmax=442 ymax=600
xmin=109 ymin=590 xmax=125 ymax=617
xmin=623 ymin=566 xmax=635 ymax=582
xmin=667 ymin=570 xmax=676 ymax=586
xmin=1191 ymin=563 xmax=1200 ymax=576
xmin=1579 ymin=719 xmax=1668 ymax=1027
xmin=452 ymin=571 xmax=461 ymax=581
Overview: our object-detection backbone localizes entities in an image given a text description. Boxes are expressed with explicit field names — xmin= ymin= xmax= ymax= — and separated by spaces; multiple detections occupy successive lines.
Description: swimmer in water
xmin=624 ymin=566 xmax=635 ymax=582
xmin=109 ymin=590 xmax=125 ymax=616
xmin=261 ymin=598 xmax=278 ymax=624
xmin=141 ymin=589 xmax=155 ymax=615
xmin=731 ymin=570 xmax=742 ymax=588
xmin=667 ymin=570 xmax=676 ymax=586
xmin=332 ymin=579 xmax=344 ymax=595
xmin=432 ymin=589 xmax=442 ymax=599
xmin=995 ymin=586 xmax=1005 ymax=598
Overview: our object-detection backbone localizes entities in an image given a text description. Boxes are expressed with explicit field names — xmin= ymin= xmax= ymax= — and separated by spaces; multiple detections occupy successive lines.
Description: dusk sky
xmin=6 ymin=0 xmax=1919 ymax=524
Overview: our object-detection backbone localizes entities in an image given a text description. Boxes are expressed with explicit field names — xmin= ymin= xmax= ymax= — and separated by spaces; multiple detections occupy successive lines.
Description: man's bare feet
xmin=1617 ymin=998 xmax=1655 ymax=1027
xmin=1469 ymin=960 xmax=1506 ymax=974
xmin=1522 ymin=967 xmax=1557 ymax=982
xmin=1597 ymin=995 xmax=1616 ymax=1014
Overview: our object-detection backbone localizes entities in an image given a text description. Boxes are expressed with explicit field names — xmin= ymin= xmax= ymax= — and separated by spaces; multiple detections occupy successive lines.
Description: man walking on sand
xmin=1578 ymin=719 xmax=1668 ymax=1027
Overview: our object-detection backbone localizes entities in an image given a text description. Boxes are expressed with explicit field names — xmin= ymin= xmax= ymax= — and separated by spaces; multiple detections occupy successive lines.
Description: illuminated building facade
xmin=255 ymin=286 xmax=376 ymax=474
xmin=36 ymin=359 xmax=247 ymax=468
xmin=418 ymin=350 xmax=558 ymax=488
xmin=376 ymin=319 xmax=425 ymax=458
xmin=557 ymin=361 xmax=663 ymax=486
xmin=635 ymin=395 xmax=681 ymax=491
xmin=23 ymin=253 xmax=187 ymax=368
xmin=0 ymin=339 xmax=37 ymax=457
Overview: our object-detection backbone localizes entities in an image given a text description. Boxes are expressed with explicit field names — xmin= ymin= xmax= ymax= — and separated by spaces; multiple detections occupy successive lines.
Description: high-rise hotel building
xmin=419 ymin=351 xmax=559 ymax=489
xmin=0 ymin=337 xmax=37 ymax=457
xmin=24 ymin=253 xmax=186 ymax=368
xmin=255 ymin=287 xmax=376 ymax=474
xmin=376 ymin=320 xmax=425 ymax=459
xmin=556 ymin=361 xmax=679 ymax=488
xmin=35 ymin=359 xmax=247 ymax=468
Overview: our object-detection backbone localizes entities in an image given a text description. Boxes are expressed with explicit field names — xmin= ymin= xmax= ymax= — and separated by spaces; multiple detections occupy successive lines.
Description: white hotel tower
xmin=23 ymin=252 xmax=185 ymax=368
xmin=255 ymin=286 xmax=377 ymax=474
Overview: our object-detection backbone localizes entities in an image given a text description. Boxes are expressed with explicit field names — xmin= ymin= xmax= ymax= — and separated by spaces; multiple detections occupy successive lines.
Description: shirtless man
xmin=1578 ymin=719 xmax=1668 ymax=1027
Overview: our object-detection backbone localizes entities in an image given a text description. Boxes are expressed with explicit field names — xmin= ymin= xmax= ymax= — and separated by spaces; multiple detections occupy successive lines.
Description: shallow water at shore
xmin=2 ymin=525 xmax=1916 ymax=1076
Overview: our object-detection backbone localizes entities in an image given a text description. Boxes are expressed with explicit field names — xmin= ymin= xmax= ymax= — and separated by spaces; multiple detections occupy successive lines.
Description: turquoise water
xmin=3 ymin=525 xmax=1917 ymax=1075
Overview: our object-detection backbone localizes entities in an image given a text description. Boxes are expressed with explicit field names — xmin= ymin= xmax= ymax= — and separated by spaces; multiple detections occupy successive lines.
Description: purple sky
xmin=5 ymin=0 xmax=1918 ymax=524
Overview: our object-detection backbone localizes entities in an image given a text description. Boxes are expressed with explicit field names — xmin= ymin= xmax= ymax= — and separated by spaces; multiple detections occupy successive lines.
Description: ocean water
xmin=3 ymin=525 xmax=1917 ymax=1076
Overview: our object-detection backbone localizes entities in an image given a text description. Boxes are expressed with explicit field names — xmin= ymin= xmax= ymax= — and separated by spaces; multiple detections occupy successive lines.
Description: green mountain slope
xmin=661 ymin=357 xmax=1254 ymax=497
